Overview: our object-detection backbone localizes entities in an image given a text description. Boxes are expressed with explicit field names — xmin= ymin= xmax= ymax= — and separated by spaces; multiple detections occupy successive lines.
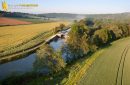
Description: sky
xmin=0 ymin=0 xmax=130 ymax=14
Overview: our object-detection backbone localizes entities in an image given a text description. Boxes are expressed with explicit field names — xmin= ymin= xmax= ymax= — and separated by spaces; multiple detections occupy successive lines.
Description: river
xmin=0 ymin=29 xmax=69 ymax=80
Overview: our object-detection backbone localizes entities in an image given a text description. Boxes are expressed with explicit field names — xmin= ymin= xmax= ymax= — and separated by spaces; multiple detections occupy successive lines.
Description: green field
xmin=78 ymin=37 xmax=130 ymax=85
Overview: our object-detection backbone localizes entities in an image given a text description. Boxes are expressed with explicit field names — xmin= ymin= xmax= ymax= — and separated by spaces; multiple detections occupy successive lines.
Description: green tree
xmin=59 ymin=24 xmax=65 ymax=30
xmin=118 ymin=24 xmax=129 ymax=37
xmin=80 ymin=33 xmax=90 ymax=54
xmin=93 ymin=28 xmax=109 ymax=46
xmin=34 ymin=45 xmax=66 ymax=73
xmin=53 ymin=24 xmax=66 ymax=34
xmin=65 ymin=23 xmax=90 ymax=61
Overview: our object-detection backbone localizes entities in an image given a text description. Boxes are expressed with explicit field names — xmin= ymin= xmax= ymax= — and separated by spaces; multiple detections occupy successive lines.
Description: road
xmin=78 ymin=37 xmax=130 ymax=85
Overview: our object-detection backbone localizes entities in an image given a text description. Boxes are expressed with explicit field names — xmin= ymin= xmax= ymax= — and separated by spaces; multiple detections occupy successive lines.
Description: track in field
xmin=78 ymin=37 xmax=130 ymax=85
xmin=115 ymin=45 xmax=130 ymax=85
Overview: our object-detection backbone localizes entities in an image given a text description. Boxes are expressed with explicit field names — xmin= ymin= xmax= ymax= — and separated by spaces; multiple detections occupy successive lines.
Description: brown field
xmin=0 ymin=17 xmax=32 ymax=26
xmin=0 ymin=21 xmax=70 ymax=52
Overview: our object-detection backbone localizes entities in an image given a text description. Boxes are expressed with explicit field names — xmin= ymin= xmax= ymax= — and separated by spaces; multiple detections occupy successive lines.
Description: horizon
xmin=1 ymin=10 xmax=130 ymax=15
xmin=0 ymin=0 xmax=130 ymax=14
xmin=1 ymin=11 xmax=130 ymax=15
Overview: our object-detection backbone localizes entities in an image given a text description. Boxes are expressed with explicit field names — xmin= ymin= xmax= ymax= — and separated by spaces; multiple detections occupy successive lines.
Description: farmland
xmin=0 ymin=17 xmax=32 ymax=26
xmin=0 ymin=21 xmax=70 ymax=60
xmin=78 ymin=37 xmax=130 ymax=85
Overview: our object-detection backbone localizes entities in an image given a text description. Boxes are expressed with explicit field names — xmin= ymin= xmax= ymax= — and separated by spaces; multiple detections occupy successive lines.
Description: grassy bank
xmin=61 ymin=49 xmax=104 ymax=85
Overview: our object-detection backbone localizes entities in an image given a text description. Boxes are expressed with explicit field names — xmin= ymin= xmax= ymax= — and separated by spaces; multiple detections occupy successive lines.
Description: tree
xmin=93 ymin=28 xmax=110 ymax=46
xmin=53 ymin=24 xmax=66 ymax=34
xmin=80 ymin=33 xmax=90 ymax=54
xmin=64 ymin=23 xmax=90 ymax=61
xmin=66 ymin=24 xmax=82 ymax=59
xmin=118 ymin=24 xmax=129 ymax=37
xmin=34 ymin=45 xmax=66 ymax=73
xmin=59 ymin=24 xmax=65 ymax=30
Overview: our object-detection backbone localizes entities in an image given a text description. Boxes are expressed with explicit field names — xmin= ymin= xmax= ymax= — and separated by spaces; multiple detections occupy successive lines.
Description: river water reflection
xmin=0 ymin=38 xmax=65 ymax=80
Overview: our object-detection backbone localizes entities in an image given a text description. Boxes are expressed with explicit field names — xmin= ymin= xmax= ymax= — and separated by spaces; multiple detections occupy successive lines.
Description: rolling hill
xmin=1 ymin=11 xmax=130 ymax=20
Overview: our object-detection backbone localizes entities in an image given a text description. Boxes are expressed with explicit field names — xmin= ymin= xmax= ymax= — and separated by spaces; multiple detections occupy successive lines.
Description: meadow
xmin=78 ymin=37 xmax=130 ymax=85
xmin=0 ymin=21 xmax=70 ymax=60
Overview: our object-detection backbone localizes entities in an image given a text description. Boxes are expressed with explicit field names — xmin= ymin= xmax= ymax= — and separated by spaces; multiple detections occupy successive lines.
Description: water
xmin=0 ymin=38 xmax=65 ymax=80
xmin=50 ymin=38 xmax=65 ymax=51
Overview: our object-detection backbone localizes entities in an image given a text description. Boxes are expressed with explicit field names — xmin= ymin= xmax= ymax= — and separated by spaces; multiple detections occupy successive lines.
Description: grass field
xmin=0 ymin=21 xmax=70 ymax=59
xmin=78 ymin=37 xmax=130 ymax=85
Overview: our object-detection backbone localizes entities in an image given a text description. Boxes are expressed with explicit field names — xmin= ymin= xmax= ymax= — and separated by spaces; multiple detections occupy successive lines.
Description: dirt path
xmin=78 ymin=37 xmax=130 ymax=85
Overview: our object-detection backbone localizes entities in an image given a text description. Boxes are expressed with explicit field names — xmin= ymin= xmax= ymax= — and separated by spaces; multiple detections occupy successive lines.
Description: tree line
xmin=64 ymin=18 xmax=130 ymax=63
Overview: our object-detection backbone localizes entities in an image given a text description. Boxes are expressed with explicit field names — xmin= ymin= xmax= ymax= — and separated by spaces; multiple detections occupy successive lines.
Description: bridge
xmin=45 ymin=29 xmax=70 ymax=44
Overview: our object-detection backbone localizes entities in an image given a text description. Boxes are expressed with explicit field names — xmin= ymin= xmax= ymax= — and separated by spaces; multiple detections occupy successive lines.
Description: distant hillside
xmin=1 ymin=11 xmax=130 ymax=20
xmin=38 ymin=12 xmax=130 ymax=20
xmin=84 ymin=12 xmax=130 ymax=19
xmin=0 ymin=11 xmax=82 ymax=20
xmin=38 ymin=13 xmax=81 ymax=19
xmin=0 ymin=11 xmax=39 ymax=18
